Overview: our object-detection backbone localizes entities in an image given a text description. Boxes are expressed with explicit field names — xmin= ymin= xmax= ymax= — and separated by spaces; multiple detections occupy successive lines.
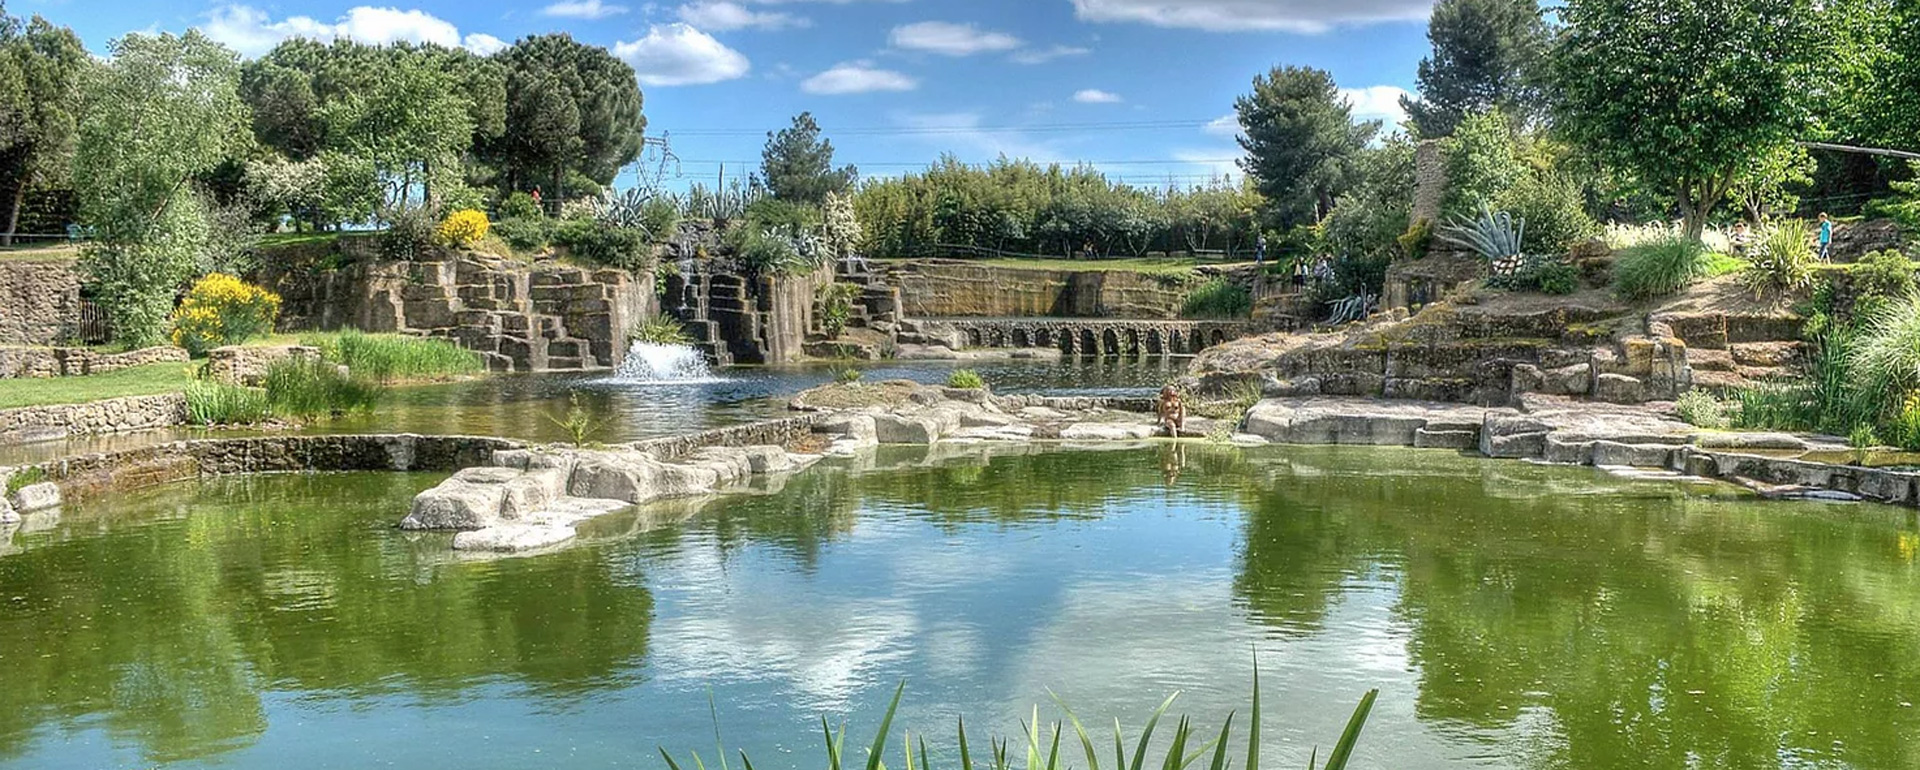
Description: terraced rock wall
xmin=885 ymin=260 xmax=1195 ymax=319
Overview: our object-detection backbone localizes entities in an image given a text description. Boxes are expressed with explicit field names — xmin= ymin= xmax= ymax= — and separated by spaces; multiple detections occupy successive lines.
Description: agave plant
xmin=1326 ymin=292 xmax=1378 ymax=325
xmin=593 ymin=187 xmax=654 ymax=230
xmin=1439 ymin=205 xmax=1526 ymax=265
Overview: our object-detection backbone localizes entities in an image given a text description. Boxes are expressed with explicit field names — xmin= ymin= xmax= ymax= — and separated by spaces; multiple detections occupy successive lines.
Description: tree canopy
xmin=1400 ymin=0 xmax=1548 ymax=137
xmin=1235 ymin=65 xmax=1377 ymax=229
xmin=759 ymin=112 xmax=857 ymax=204
xmin=1548 ymin=0 xmax=1830 ymax=238
xmin=482 ymin=34 xmax=646 ymax=202
xmin=0 ymin=4 xmax=86 ymax=245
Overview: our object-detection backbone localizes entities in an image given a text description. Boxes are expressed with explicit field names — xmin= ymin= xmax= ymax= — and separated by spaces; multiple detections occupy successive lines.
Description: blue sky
xmin=18 ymin=0 xmax=1435 ymax=190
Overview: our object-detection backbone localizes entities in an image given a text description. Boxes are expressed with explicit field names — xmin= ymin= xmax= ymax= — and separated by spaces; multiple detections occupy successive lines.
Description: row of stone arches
xmin=957 ymin=324 xmax=1232 ymax=355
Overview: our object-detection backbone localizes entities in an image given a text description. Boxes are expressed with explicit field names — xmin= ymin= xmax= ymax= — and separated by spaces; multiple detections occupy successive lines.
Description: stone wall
xmin=0 ymin=345 xmax=186 ymax=379
xmin=885 ymin=260 xmax=1195 ymax=319
xmin=922 ymin=318 xmax=1254 ymax=355
xmin=628 ymin=414 xmax=826 ymax=460
xmin=0 ymin=259 xmax=81 ymax=345
xmin=204 ymin=344 xmax=321 ymax=386
xmin=15 ymin=434 xmax=519 ymax=504
xmin=254 ymin=247 xmax=656 ymax=372
xmin=0 ymin=394 xmax=188 ymax=444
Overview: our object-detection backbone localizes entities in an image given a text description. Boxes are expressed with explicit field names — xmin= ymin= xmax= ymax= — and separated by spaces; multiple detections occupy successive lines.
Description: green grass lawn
xmin=875 ymin=255 xmax=1238 ymax=276
xmin=0 ymin=243 xmax=80 ymax=262
xmin=0 ymin=362 xmax=194 ymax=409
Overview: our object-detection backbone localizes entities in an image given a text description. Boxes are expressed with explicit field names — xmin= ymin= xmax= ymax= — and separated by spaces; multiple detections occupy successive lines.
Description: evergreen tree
xmin=1234 ymin=66 xmax=1377 ymax=228
xmin=1400 ymin=0 xmax=1548 ymax=137
xmin=759 ymin=112 xmax=856 ymax=204
xmin=485 ymin=34 xmax=646 ymax=202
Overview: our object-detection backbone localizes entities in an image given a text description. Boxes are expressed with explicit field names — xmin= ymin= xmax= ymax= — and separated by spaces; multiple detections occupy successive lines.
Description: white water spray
xmin=613 ymin=342 xmax=719 ymax=383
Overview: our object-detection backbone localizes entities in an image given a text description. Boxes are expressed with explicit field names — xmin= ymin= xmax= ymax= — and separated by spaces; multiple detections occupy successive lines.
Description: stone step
xmin=1730 ymin=341 xmax=1803 ymax=368
xmin=545 ymin=356 xmax=589 ymax=370
xmin=548 ymin=339 xmax=585 ymax=358
xmin=1686 ymin=348 xmax=1735 ymax=372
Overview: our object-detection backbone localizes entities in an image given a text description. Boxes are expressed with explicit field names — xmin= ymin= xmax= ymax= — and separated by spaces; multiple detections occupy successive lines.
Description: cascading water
xmin=612 ymin=342 xmax=719 ymax=383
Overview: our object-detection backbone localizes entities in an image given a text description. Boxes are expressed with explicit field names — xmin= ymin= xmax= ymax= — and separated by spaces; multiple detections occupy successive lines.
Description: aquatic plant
xmin=548 ymin=392 xmax=608 ymax=446
xmin=630 ymin=316 xmax=695 ymax=346
xmin=184 ymin=380 xmax=271 ymax=425
xmin=1182 ymin=279 xmax=1252 ymax=319
xmin=302 ymin=330 xmax=482 ymax=383
xmin=661 ymin=674 xmax=1376 ymax=770
xmin=261 ymin=357 xmax=382 ymax=419
xmin=947 ymin=369 xmax=986 ymax=389
xmin=5 ymin=466 xmax=45 ymax=496
xmin=837 ymin=368 xmax=863 ymax=384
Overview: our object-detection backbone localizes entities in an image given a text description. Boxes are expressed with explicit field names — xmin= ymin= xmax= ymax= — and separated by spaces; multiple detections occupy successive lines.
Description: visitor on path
xmin=1731 ymin=221 xmax=1752 ymax=258
xmin=1818 ymin=213 xmax=1833 ymax=261
xmin=1313 ymin=256 xmax=1335 ymax=285
xmin=1255 ymin=234 xmax=1267 ymax=267
xmin=1156 ymin=385 xmax=1187 ymax=437
xmin=1291 ymin=256 xmax=1309 ymax=290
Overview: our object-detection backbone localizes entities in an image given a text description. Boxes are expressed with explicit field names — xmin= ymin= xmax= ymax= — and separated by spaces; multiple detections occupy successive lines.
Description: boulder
xmin=1058 ymin=422 xmax=1157 ymax=441
xmin=873 ymin=413 xmax=942 ymax=444
xmin=453 ymin=524 xmax=577 ymax=553
xmin=400 ymin=466 xmax=523 ymax=530
xmin=8 ymin=481 xmax=60 ymax=513
xmin=1593 ymin=373 xmax=1648 ymax=404
xmin=568 ymin=451 xmax=662 ymax=503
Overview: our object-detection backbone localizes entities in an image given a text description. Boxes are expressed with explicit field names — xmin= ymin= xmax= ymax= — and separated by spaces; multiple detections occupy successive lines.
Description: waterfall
xmin=612 ymin=342 xmax=718 ymax=383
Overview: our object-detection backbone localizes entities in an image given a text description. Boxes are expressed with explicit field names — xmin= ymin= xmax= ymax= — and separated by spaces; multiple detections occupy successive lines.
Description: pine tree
xmin=758 ymin=112 xmax=856 ymax=204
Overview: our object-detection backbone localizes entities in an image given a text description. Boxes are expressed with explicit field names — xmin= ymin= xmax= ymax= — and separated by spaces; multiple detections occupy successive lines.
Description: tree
xmin=1399 ymin=0 xmax=1548 ymax=137
xmin=0 ymin=5 xmax=86 ymax=246
xmin=759 ymin=112 xmax=856 ymax=204
xmin=484 ymin=34 xmax=646 ymax=202
xmin=74 ymin=31 xmax=247 ymax=347
xmin=1729 ymin=143 xmax=1815 ymax=222
xmin=1235 ymin=66 xmax=1377 ymax=229
xmin=1548 ymin=0 xmax=1829 ymax=240
xmin=326 ymin=48 xmax=476 ymax=212
xmin=1441 ymin=107 xmax=1526 ymax=218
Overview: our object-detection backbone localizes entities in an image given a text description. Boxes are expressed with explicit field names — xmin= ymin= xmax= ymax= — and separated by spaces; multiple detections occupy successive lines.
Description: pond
xmin=3 ymin=444 xmax=1917 ymax=769
xmin=0 ymin=356 xmax=1189 ymax=467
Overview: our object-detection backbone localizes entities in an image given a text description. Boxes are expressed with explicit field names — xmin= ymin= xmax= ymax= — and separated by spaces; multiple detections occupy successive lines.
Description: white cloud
xmin=614 ymin=23 xmax=751 ymax=86
xmin=200 ymin=5 xmax=506 ymax=57
xmin=1073 ymin=88 xmax=1123 ymax=104
xmin=542 ymin=0 xmax=629 ymax=19
xmin=1202 ymin=112 xmax=1239 ymax=137
xmin=1009 ymin=44 xmax=1091 ymax=65
xmin=677 ymin=1 xmax=808 ymax=30
xmin=889 ymin=21 xmax=1022 ymax=56
xmin=801 ymin=60 xmax=918 ymax=95
xmin=1070 ymin=0 xmax=1433 ymax=34
xmin=1339 ymin=84 xmax=1412 ymax=126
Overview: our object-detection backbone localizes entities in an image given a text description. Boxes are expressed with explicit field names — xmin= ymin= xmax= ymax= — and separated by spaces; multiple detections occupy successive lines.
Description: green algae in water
xmin=2 ymin=446 xmax=1918 ymax=769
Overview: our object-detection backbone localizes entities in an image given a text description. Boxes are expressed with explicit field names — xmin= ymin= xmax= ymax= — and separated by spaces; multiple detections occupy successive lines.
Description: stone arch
xmin=1035 ymin=329 xmax=1053 ymax=349
xmin=1079 ymin=328 xmax=1098 ymax=356
xmin=1146 ymin=329 xmax=1164 ymax=355
xmin=1210 ymin=329 xmax=1227 ymax=346
xmin=967 ymin=328 xmax=984 ymax=348
xmin=1102 ymin=329 xmax=1121 ymax=356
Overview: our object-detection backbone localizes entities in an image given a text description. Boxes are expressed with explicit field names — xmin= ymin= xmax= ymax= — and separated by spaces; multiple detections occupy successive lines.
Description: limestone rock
xmin=1593 ymin=373 xmax=1647 ymax=404
xmin=8 ymin=482 xmax=60 ymax=513
xmin=400 ymin=466 xmax=522 ymax=530
xmin=1058 ymin=422 xmax=1156 ymax=441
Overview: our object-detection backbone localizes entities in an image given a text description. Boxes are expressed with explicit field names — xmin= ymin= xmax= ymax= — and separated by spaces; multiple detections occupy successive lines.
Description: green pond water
xmin=3 ymin=445 xmax=1920 ymax=769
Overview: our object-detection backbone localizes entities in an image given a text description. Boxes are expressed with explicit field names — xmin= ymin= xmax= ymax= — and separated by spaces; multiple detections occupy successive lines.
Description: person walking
xmin=1254 ymin=234 xmax=1267 ymax=267
xmin=1817 ymin=213 xmax=1833 ymax=261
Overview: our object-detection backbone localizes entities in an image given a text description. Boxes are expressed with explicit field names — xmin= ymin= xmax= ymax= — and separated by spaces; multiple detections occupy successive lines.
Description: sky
xmin=14 ymin=0 xmax=1436 ymax=191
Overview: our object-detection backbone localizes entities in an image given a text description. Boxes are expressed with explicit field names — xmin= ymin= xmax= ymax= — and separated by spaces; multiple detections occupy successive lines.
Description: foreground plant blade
xmin=1318 ymin=690 xmax=1378 ymax=770
xmin=867 ymin=681 xmax=906 ymax=770
xmin=1130 ymin=692 xmax=1180 ymax=770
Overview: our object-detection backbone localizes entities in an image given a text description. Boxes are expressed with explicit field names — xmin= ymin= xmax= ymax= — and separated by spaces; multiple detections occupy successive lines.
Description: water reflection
xmin=3 ymin=446 xmax=1919 ymax=769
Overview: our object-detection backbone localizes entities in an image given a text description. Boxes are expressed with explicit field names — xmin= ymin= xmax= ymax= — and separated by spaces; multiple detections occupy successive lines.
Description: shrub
xmin=169 ymin=273 xmax=283 ymax=356
xmin=1496 ymin=171 xmax=1598 ymax=255
xmin=436 ymin=209 xmax=491 ymax=249
xmin=492 ymin=217 xmax=553 ymax=253
xmin=379 ymin=206 xmax=437 ymax=260
xmin=745 ymin=197 xmax=822 ymax=233
xmin=1674 ymin=390 xmax=1733 ymax=429
xmin=499 ymin=191 xmax=543 ymax=221
xmin=1396 ymin=218 xmax=1432 ymax=260
xmin=1894 ymin=391 xmax=1920 ymax=450
xmin=303 ymin=330 xmax=482 ymax=383
xmin=1857 ymin=294 xmax=1920 ymax=395
xmin=1182 ymin=278 xmax=1252 ymax=319
xmin=184 ymin=380 xmax=271 ymax=425
xmin=1488 ymin=254 xmax=1578 ymax=295
xmin=1740 ymin=219 xmax=1816 ymax=296
xmin=817 ymin=282 xmax=862 ymax=336
xmin=262 ymin=357 xmax=382 ymax=419
xmin=947 ymin=369 xmax=985 ymax=389
xmin=554 ymin=219 xmax=649 ymax=270
xmin=837 ymin=368 xmax=862 ymax=384
xmin=1853 ymin=250 xmax=1916 ymax=303
xmin=732 ymin=226 xmax=825 ymax=276
xmin=1612 ymin=236 xmax=1712 ymax=300
xmin=629 ymin=316 xmax=693 ymax=345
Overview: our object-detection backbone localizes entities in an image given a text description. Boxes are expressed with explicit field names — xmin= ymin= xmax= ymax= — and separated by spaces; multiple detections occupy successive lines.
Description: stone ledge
xmin=0 ymin=394 xmax=189 ymax=444
xmin=0 ymin=345 xmax=188 ymax=379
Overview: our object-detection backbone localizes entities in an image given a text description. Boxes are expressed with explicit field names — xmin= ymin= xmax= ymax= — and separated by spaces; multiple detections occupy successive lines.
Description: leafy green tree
xmin=73 ymin=31 xmax=247 ymax=347
xmin=1729 ymin=143 xmax=1815 ymax=222
xmin=0 ymin=5 xmax=86 ymax=246
xmin=484 ymin=34 xmax=646 ymax=202
xmin=1400 ymin=0 xmax=1548 ymax=138
xmin=1235 ymin=66 xmax=1377 ymax=229
xmin=759 ymin=112 xmax=856 ymax=204
xmin=1440 ymin=107 xmax=1525 ymax=218
xmin=1548 ymin=0 xmax=1829 ymax=240
xmin=325 ymin=49 xmax=475 ymax=212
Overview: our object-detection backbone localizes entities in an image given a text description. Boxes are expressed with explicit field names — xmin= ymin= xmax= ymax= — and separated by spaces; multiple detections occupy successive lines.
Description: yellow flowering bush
xmin=169 ymin=273 xmax=283 ymax=356
xmin=436 ymin=209 xmax=491 ymax=249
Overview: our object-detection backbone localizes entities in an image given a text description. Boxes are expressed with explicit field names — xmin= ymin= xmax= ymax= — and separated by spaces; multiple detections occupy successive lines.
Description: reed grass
xmin=184 ymin=380 xmax=272 ymax=425
xmin=300 ymin=330 xmax=483 ymax=383
xmin=261 ymin=358 xmax=383 ymax=419
xmin=661 ymin=672 xmax=1376 ymax=770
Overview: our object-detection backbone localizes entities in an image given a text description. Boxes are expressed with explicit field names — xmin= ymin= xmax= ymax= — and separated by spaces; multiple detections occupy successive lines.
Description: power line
xmin=670 ymin=158 xmax=1240 ymax=168
xmin=663 ymin=119 xmax=1223 ymax=137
